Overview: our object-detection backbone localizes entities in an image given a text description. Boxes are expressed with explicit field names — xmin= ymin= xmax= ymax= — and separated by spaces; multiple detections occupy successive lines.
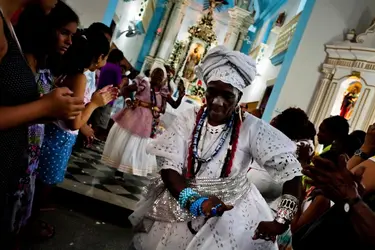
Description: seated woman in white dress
xmin=129 ymin=46 xmax=302 ymax=250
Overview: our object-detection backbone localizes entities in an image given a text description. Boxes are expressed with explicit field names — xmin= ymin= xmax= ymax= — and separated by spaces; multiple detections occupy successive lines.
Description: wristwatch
xmin=354 ymin=149 xmax=370 ymax=160
xmin=343 ymin=196 xmax=362 ymax=213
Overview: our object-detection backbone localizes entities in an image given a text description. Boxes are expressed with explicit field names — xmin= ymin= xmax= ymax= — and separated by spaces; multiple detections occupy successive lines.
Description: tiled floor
xmin=34 ymin=207 xmax=133 ymax=250
xmin=58 ymin=141 xmax=149 ymax=211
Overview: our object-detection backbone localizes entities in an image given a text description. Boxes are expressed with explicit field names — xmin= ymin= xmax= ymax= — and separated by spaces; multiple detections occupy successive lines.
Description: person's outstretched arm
xmin=0 ymin=87 xmax=84 ymax=130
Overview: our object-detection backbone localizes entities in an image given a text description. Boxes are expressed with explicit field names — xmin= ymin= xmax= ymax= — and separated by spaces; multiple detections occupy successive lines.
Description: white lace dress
xmin=130 ymin=107 xmax=301 ymax=250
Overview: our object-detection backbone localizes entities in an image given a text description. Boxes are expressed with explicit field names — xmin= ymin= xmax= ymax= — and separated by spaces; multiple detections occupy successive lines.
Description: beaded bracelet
xmin=178 ymin=188 xmax=200 ymax=208
xmin=189 ymin=197 xmax=208 ymax=217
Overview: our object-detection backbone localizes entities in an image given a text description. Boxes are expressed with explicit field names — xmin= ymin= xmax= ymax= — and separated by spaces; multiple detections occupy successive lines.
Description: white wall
xmin=65 ymin=0 xmax=110 ymax=28
xmin=273 ymin=0 xmax=375 ymax=116
xmin=113 ymin=1 xmax=146 ymax=66
xmin=241 ymin=0 xmax=302 ymax=103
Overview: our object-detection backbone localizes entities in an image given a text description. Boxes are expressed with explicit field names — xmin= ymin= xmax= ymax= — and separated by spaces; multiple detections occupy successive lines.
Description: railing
xmin=270 ymin=13 xmax=301 ymax=59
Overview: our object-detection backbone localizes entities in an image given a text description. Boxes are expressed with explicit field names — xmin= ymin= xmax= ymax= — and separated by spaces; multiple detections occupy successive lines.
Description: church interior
xmin=9 ymin=0 xmax=375 ymax=249
xmin=58 ymin=0 xmax=375 ymax=232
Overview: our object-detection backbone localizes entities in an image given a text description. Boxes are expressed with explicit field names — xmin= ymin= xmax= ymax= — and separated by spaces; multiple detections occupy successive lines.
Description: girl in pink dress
xmin=102 ymin=67 xmax=169 ymax=177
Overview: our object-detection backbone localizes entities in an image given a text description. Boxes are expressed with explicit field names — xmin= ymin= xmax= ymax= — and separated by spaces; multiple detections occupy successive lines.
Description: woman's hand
xmin=80 ymin=124 xmax=95 ymax=147
xmin=297 ymin=143 xmax=313 ymax=165
xmin=201 ymin=196 xmax=233 ymax=218
xmin=42 ymin=87 xmax=85 ymax=119
xmin=99 ymin=85 xmax=120 ymax=99
xmin=253 ymin=220 xmax=287 ymax=241
xmin=125 ymin=98 xmax=133 ymax=108
xmin=302 ymin=156 xmax=364 ymax=202
xmin=178 ymin=85 xmax=186 ymax=97
xmin=91 ymin=86 xmax=118 ymax=107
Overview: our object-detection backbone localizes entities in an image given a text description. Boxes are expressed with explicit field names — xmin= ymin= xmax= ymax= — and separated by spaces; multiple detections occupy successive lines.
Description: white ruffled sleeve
xmin=146 ymin=107 xmax=198 ymax=175
xmin=243 ymin=115 xmax=302 ymax=183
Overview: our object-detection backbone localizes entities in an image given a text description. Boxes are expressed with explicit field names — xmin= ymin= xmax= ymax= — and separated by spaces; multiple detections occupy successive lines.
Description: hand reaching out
xmin=91 ymin=85 xmax=118 ymax=107
xmin=80 ymin=124 xmax=95 ymax=147
xmin=253 ymin=220 xmax=287 ymax=242
xmin=42 ymin=87 xmax=85 ymax=120
xmin=302 ymin=155 xmax=365 ymax=202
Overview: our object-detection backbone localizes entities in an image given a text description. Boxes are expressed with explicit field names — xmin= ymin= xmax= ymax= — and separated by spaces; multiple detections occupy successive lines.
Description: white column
xmin=308 ymin=69 xmax=334 ymax=124
xmin=155 ymin=0 xmax=191 ymax=65
xmin=224 ymin=6 xmax=253 ymax=50
xmin=141 ymin=0 xmax=175 ymax=72
xmin=149 ymin=0 xmax=174 ymax=58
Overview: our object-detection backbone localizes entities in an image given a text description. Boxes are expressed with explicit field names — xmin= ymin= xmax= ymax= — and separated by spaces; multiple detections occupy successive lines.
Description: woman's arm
xmin=352 ymin=159 xmax=375 ymax=194
xmin=0 ymin=99 xmax=49 ymax=129
xmin=166 ymin=95 xmax=183 ymax=109
xmin=121 ymin=83 xmax=138 ymax=98
xmin=348 ymin=124 xmax=375 ymax=170
xmin=161 ymin=169 xmax=187 ymax=199
xmin=65 ymin=74 xmax=98 ymax=130
xmin=0 ymin=87 xmax=85 ymax=130
xmin=349 ymin=201 xmax=375 ymax=246
xmin=291 ymin=195 xmax=330 ymax=233
xmin=347 ymin=145 xmax=375 ymax=170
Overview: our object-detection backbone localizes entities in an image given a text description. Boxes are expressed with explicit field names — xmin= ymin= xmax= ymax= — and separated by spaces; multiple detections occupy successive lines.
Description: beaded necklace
xmin=186 ymin=106 xmax=242 ymax=179
xmin=150 ymin=86 xmax=159 ymax=138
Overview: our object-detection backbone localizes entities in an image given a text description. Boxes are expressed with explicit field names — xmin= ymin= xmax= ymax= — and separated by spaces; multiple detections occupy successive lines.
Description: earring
xmin=235 ymin=105 xmax=240 ymax=114
xmin=235 ymin=105 xmax=243 ymax=122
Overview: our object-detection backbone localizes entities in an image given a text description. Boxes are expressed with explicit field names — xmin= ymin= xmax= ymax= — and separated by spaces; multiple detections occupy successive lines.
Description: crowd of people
xmin=1 ymin=0 xmax=375 ymax=250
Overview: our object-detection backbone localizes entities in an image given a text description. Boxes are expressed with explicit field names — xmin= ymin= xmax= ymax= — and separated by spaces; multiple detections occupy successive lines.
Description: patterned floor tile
xmin=61 ymin=140 xmax=149 ymax=210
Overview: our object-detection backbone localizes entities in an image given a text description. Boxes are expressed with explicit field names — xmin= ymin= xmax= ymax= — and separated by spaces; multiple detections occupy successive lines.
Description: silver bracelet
xmin=275 ymin=194 xmax=299 ymax=225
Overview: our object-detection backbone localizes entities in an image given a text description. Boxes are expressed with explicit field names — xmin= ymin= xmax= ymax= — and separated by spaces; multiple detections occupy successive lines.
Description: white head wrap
xmin=150 ymin=64 xmax=167 ymax=81
xmin=195 ymin=45 xmax=257 ymax=92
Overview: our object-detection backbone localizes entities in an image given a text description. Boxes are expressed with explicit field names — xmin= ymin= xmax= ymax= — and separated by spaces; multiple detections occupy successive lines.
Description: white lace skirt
xmin=131 ymin=183 xmax=277 ymax=250
xmin=102 ymin=123 xmax=157 ymax=177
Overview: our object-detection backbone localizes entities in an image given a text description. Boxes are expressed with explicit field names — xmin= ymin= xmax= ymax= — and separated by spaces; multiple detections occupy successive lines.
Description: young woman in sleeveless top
xmin=0 ymin=0 xmax=84 ymax=247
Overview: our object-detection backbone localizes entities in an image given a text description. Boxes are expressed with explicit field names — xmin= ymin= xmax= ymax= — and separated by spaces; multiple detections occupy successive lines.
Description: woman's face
xmin=94 ymin=54 xmax=108 ymax=70
xmin=150 ymin=68 xmax=165 ymax=86
xmin=55 ymin=22 xmax=78 ymax=55
xmin=206 ymin=81 xmax=240 ymax=125
xmin=317 ymin=122 xmax=333 ymax=145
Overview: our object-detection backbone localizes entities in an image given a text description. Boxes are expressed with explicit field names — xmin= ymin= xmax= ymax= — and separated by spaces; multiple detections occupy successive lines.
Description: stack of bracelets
xmin=179 ymin=188 xmax=222 ymax=217
xmin=275 ymin=194 xmax=299 ymax=225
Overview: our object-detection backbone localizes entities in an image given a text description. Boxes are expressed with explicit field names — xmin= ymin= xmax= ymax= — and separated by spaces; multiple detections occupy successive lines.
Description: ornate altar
xmin=308 ymin=22 xmax=375 ymax=131
xmin=169 ymin=8 xmax=218 ymax=106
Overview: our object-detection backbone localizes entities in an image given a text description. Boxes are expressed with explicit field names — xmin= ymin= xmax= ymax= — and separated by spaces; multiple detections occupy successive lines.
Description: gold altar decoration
xmin=187 ymin=11 xmax=217 ymax=44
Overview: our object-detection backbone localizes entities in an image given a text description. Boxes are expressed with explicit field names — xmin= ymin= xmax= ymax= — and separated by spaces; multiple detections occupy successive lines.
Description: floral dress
xmin=22 ymin=69 xmax=53 ymax=226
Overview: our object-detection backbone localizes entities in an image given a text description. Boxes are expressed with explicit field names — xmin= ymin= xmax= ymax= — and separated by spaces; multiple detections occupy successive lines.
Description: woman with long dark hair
xmin=0 ymin=0 xmax=84 ymax=247
xmin=15 ymin=0 xmax=80 ymax=241
xmin=37 ymin=30 xmax=116 ymax=188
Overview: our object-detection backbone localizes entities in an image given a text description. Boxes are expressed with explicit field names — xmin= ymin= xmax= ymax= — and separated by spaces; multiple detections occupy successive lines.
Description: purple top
xmin=97 ymin=62 xmax=122 ymax=105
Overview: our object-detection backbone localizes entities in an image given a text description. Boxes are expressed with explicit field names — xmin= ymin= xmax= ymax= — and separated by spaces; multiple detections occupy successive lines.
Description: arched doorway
xmin=330 ymin=76 xmax=362 ymax=120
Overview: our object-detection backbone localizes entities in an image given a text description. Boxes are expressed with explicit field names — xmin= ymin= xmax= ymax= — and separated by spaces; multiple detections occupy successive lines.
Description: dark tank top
xmin=0 ymin=10 xmax=39 ymax=192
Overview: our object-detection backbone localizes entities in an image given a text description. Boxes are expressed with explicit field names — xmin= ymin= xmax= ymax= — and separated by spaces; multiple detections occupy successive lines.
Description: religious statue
xmin=340 ymin=82 xmax=361 ymax=120
xmin=203 ymin=0 xmax=229 ymax=12
xmin=275 ymin=11 xmax=286 ymax=27
xmin=183 ymin=45 xmax=203 ymax=81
